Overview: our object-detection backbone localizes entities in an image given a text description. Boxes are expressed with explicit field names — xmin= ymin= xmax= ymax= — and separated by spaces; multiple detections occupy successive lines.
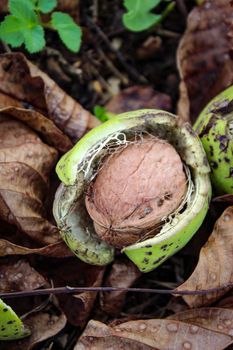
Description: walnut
xmin=85 ymin=136 xmax=187 ymax=248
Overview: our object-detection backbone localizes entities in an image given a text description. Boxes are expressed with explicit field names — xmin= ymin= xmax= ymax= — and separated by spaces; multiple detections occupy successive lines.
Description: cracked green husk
xmin=195 ymin=85 xmax=233 ymax=194
xmin=53 ymin=109 xmax=211 ymax=272
xmin=0 ymin=299 xmax=30 ymax=340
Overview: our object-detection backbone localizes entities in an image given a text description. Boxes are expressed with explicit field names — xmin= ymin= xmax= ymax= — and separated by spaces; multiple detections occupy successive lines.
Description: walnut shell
xmin=85 ymin=136 xmax=187 ymax=248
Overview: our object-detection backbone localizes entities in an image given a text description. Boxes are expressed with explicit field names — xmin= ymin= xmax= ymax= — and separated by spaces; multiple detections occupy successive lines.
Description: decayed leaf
xmin=38 ymin=258 xmax=105 ymax=327
xmin=0 ymin=53 xmax=99 ymax=142
xmin=100 ymin=257 xmax=141 ymax=316
xmin=0 ymin=114 xmax=59 ymax=244
xmin=177 ymin=0 xmax=233 ymax=123
xmin=0 ymin=313 xmax=67 ymax=350
xmin=176 ymin=206 xmax=233 ymax=307
xmin=0 ymin=259 xmax=46 ymax=292
xmin=106 ymin=86 xmax=172 ymax=114
xmin=74 ymin=317 xmax=233 ymax=350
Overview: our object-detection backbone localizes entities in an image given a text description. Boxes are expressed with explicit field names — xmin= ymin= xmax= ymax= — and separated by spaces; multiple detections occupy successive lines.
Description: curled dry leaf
xmin=0 ymin=53 xmax=99 ymax=142
xmin=100 ymin=257 xmax=141 ymax=316
xmin=177 ymin=0 xmax=233 ymax=123
xmin=176 ymin=206 xmax=233 ymax=307
xmin=38 ymin=258 xmax=105 ymax=327
xmin=0 ymin=113 xmax=59 ymax=245
xmin=0 ymin=106 xmax=72 ymax=153
xmin=0 ymin=313 xmax=67 ymax=350
xmin=0 ymin=259 xmax=46 ymax=292
xmin=74 ymin=317 xmax=232 ymax=350
xmin=106 ymin=86 xmax=172 ymax=114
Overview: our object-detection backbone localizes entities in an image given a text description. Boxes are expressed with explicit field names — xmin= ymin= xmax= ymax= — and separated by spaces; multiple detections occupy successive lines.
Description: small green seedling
xmin=0 ymin=299 xmax=30 ymax=340
xmin=122 ymin=0 xmax=175 ymax=32
xmin=93 ymin=105 xmax=115 ymax=123
xmin=0 ymin=0 xmax=82 ymax=53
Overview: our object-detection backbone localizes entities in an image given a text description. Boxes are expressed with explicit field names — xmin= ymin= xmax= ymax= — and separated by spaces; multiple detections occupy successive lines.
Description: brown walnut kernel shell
xmin=85 ymin=136 xmax=187 ymax=249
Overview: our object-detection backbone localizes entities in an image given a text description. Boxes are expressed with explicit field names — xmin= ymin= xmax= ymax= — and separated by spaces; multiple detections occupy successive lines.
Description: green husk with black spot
xmin=195 ymin=85 xmax=233 ymax=194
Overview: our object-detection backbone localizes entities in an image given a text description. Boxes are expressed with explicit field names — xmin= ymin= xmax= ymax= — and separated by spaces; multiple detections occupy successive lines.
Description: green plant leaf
xmin=93 ymin=106 xmax=109 ymax=122
xmin=0 ymin=299 xmax=30 ymax=340
xmin=23 ymin=24 xmax=45 ymax=53
xmin=0 ymin=15 xmax=25 ymax=47
xmin=9 ymin=0 xmax=37 ymax=22
xmin=37 ymin=0 xmax=57 ymax=13
xmin=123 ymin=0 xmax=162 ymax=32
xmin=51 ymin=12 xmax=82 ymax=52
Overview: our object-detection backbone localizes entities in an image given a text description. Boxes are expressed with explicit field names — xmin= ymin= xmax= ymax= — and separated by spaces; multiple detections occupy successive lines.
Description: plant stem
xmin=0 ymin=283 xmax=232 ymax=299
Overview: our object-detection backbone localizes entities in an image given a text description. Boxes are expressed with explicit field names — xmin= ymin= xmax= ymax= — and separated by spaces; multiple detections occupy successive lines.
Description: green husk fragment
xmin=54 ymin=109 xmax=211 ymax=272
xmin=195 ymin=85 xmax=233 ymax=194
xmin=0 ymin=299 xmax=30 ymax=340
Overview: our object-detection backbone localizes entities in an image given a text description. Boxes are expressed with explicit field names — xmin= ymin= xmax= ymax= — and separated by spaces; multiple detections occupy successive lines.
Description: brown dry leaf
xmin=100 ymin=257 xmax=141 ymax=316
xmin=0 ymin=114 xmax=59 ymax=245
xmin=0 ymin=239 xmax=73 ymax=258
xmin=0 ymin=53 xmax=99 ymax=142
xmin=0 ymin=259 xmax=46 ymax=292
xmin=176 ymin=206 xmax=233 ymax=308
xmin=0 ymin=106 xmax=72 ymax=153
xmin=74 ymin=317 xmax=232 ymax=350
xmin=38 ymin=258 xmax=105 ymax=327
xmin=168 ymin=307 xmax=233 ymax=336
xmin=177 ymin=0 xmax=233 ymax=123
xmin=106 ymin=86 xmax=172 ymax=114
xmin=0 ymin=313 xmax=67 ymax=350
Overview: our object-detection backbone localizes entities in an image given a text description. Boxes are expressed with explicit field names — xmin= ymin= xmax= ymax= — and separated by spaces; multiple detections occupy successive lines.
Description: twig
xmin=92 ymin=0 xmax=98 ymax=22
xmin=85 ymin=16 xmax=148 ymax=84
xmin=175 ymin=0 xmax=188 ymax=18
xmin=1 ymin=283 xmax=233 ymax=300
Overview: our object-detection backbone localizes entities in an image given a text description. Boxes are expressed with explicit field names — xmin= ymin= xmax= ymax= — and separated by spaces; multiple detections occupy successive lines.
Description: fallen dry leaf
xmin=176 ymin=206 xmax=233 ymax=307
xmin=0 ymin=106 xmax=72 ymax=153
xmin=0 ymin=114 xmax=59 ymax=245
xmin=100 ymin=257 xmax=141 ymax=316
xmin=168 ymin=307 xmax=233 ymax=336
xmin=37 ymin=258 xmax=105 ymax=327
xmin=106 ymin=86 xmax=172 ymax=114
xmin=0 ymin=53 xmax=99 ymax=142
xmin=0 ymin=312 xmax=66 ymax=350
xmin=74 ymin=317 xmax=233 ymax=350
xmin=177 ymin=0 xmax=233 ymax=123
xmin=0 ymin=259 xmax=46 ymax=292
xmin=0 ymin=239 xmax=73 ymax=258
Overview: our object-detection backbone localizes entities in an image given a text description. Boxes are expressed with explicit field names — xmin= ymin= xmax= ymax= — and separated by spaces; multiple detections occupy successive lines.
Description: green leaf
xmin=0 ymin=299 xmax=30 ymax=340
xmin=0 ymin=15 xmax=25 ymax=47
xmin=51 ymin=12 xmax=82 ymax=52
xmin=93 ymin=106 xmax=109 ymax=122
xmin=24 ymin=24 xmax=45 ymax=53
xmin=9 ymin=0 xmax=37 ymax=22
xmin=123 ymin=0 xmax=162 ymax=32
xmin=37 ymin=0 xmax=57 ymax=13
